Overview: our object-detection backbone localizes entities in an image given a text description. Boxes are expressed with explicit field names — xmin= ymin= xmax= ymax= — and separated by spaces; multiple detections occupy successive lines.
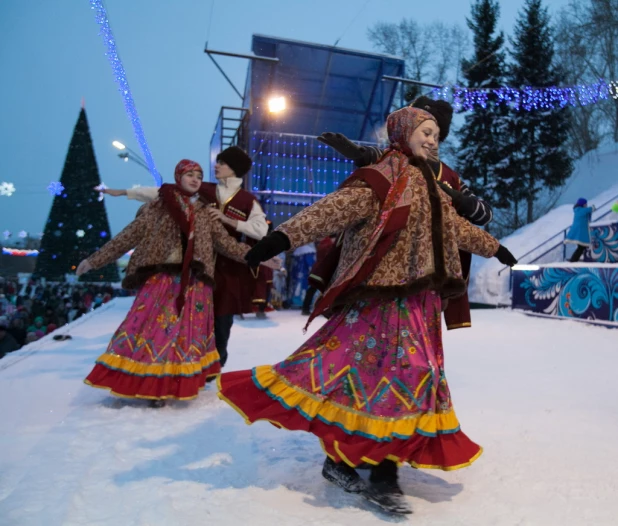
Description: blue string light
xmin=90 ymin=0 xmax=161 ymax=185
xmin=431 ymin=79 xmax=616 ymax=112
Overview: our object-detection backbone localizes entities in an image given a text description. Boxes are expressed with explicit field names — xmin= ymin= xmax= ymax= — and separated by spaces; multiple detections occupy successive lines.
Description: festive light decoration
xmin=47 ymin=181 xmax=65 ymax=196
xmin=18 ymin=231 xmax=28 ymax=238
xmin=0 ymin=182 xmax=16 ymax=196
xmin=2 ymin=247 xmax=134 ymax=258
xmin=89 ymin=0 xmax=161 ymax=185
xmin=2 ymin=247 xmax=38 ymax=257
xmin=76 ymin=230 xmax=85 ymax=238
xmin=250 ymin=131 xmax=371 ymax=219
xmin=2 ymin=230 xmax=11 ymax=239
xmin=431 ymin=79 xmax=617 ymax=112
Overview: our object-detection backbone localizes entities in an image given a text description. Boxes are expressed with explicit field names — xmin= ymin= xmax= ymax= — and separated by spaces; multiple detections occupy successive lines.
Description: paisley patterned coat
xmin=276 ymin=164 xmax=500 ymax=306
xmin=87 ymin=198 xmax=250 ymax=290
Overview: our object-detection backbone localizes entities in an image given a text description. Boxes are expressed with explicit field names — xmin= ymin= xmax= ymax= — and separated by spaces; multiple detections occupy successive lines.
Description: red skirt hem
xmin=85 ymin=362 xmax=221 ymax=400
xmin=218 ymin=369 xmax=482 ymax=470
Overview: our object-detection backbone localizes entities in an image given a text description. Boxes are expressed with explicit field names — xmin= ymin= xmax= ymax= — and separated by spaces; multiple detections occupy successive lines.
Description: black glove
xmin=436 ymin=181 xmax=478 ymax=218
xmin=317 ymin=132 xmax=364 ymax=161
xmin=245 ymin=231 xmax=291 ymax=268
xmin=494 ymin=245 xmax=517 ymax=267
xmin=354 ymin=146 xmax=381 ymax=167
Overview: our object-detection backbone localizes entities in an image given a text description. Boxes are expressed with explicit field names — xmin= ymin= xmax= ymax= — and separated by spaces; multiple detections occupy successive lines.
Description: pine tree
xmin=456 ymin=0 xmax=508 ymax=212
xmin=34 ymin=108 xmax=119 ymax=282
xmin=497 ymin=0 xmax=573 ymax=225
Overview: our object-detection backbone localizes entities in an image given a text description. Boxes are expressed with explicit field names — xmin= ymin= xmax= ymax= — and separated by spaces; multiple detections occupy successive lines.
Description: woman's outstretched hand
xmin=76 ymin=259 xmax=92 ymax=276
xmin=95 ymin=187 xmax=127 ymax=197
xmin=494 ymin=245 xmax=517 ymax=267
xmin=262 ymin=256 xmax=283 ymax=271
xmin=245 ymin=232 xmax=291 ymax=268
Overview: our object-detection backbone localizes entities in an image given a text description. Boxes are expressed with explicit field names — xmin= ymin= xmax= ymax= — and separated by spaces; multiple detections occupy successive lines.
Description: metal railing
xmin=497 ymin=193 xmax=618 ymax=277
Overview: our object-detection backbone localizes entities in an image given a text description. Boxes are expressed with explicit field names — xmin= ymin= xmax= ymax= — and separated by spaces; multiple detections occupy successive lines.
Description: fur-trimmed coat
xmin=87 ymin=198 xmax=250 ymax=290
xmin=276 ymin=165 xmax=500 ymax=305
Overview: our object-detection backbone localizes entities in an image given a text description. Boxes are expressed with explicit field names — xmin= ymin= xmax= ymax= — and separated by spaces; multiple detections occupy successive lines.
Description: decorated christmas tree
xmin=33 ymin=107 xmax=119 ymax=282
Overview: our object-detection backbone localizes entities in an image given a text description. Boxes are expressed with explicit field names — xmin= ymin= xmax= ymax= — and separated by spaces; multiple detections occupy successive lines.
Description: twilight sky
xmin=0 ymin=0 xmax=569 ymax=238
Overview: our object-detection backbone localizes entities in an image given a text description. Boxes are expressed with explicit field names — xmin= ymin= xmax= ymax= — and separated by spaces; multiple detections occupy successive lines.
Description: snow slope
xmin=1 ymin=299 xmax=618 ymax=525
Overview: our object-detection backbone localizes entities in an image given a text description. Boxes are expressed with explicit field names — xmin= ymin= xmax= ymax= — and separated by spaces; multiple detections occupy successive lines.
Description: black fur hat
xmin=216 ymin=146 xmax=252 ymax=177
xmin=411 ymin=96 xmax=454 ymax=142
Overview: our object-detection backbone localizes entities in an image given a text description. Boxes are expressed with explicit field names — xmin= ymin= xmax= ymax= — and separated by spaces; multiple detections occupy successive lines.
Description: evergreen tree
xmin=497 ymin=0 xmax=573 ymax=226
xmin=456 ymin=0 xmax=508 ymax=212
xmin=34 ymin=108 xmax=119 ymax=282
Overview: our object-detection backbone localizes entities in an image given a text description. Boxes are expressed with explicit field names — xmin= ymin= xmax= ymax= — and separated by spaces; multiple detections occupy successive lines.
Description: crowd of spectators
xmin=0 ymin=277 xmax=132 ymax=359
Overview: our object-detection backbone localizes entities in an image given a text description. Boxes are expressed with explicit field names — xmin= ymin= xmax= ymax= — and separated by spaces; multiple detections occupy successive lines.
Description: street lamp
xmin=112 ymin=140 xmax=150 ymax=172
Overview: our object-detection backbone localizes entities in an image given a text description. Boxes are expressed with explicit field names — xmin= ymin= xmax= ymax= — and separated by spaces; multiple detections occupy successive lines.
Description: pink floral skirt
xmin=85 ymin=273 xmax=220 ymax=400
xmin=218 ymin=290 xmax=482 ymax=470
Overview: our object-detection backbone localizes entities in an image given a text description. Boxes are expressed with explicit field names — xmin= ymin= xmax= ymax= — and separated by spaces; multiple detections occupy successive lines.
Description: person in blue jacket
xmin=565 ymin=198 xmax=595 ymax=262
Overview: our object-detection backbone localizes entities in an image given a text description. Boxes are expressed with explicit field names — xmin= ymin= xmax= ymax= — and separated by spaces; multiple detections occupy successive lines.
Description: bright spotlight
xmin=112 ymin=140 xmax=126 ymax=150
xmin=268 ymin=96 xmax=286 ymax=113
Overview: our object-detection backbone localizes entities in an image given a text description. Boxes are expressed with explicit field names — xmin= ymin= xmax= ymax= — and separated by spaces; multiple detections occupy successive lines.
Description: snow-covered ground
xmin=1 ymin=298 xmax=618 ymax=525
xmin=469 ymin=145 xmax=618 ymax=305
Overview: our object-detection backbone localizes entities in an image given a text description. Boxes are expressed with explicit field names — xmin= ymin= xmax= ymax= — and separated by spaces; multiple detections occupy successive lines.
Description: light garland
xmin=431 ymin=79 xmax=617 ymax=111
xmin=89 ymin=0 xmax=161 ymax=185
xmin=2 ymin=247 xmax=134 ymax=258
xmin=2 ymin=248 xmax=39 ymax=257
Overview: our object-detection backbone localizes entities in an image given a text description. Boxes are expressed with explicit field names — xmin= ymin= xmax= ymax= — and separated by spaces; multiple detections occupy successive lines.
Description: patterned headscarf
xmin=386 ymin=106 xmax=437 ymax=157
xmin=307 ymin=107 xmax=438 ymax=327
xmin=159 ymin=159 xmax=203 ymax=313
xmin=174 ymin=159 xmax=203 ymax=187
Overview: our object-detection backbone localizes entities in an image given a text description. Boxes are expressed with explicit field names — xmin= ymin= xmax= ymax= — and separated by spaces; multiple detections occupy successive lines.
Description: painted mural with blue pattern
xmin=584 ymin=221 xmax=618 ymax=263
xmin=512 ymin=266 xmax=618 ymax=323
xmin=288 ymin=252 xmax=316 ymax=308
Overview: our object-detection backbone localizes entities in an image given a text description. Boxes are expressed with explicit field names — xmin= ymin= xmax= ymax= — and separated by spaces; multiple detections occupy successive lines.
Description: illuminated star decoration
xmin=47 ymin=181 xmax=65 ymax=196
xmin=94 ymin=183 xmax=107 ymax=202
xmin=2 ymin=230 xmax=11 ymax=239
xmin=0 ymin=182 xmax=16 ymax=196
xmin=76 ymin=230 xmax=85 ymax=238
xmin=18 ymin=231 xmax=28 ymax=238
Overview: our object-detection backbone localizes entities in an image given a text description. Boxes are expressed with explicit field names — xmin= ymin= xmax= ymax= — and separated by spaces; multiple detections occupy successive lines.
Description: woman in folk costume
xmin=317 ymin=97 xmax=494 ymax=331
xmin=76 ymin=160 xmax=253 ymax=407
xmin=217 ymin=107 xmax=517 ymax=514
xmin=98 ymin=146 xmax=268 ymax=369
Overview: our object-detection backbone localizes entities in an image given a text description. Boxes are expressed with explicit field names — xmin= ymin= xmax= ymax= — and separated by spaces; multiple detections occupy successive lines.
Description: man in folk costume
xmin=100 ymin=146 xmax=268 ymax=368
xmin=217 ymin=107 xmax=517 ymax=514
xmin=317 ymin=97 xmax=493 ymax=331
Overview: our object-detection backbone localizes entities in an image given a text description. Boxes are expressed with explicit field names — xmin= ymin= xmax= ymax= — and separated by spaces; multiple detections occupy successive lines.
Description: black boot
xmin=321 ymin=456 xmax=365 ymax=493
xmin=149 ymin=399 xmax=166 ymax=408
xmin=362 ymin=460 xmax=412 ymax=514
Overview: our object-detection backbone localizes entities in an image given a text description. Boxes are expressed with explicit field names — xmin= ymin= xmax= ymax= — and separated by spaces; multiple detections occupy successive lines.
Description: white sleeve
xmin=235 ymin=200 xmax=268 ymax=240
xmin=125 ymin=187 xmax=159 ymax=203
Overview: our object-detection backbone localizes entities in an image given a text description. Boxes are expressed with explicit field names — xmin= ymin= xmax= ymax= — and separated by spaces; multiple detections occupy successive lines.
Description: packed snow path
xmin=1 ymin=298 xmax=617 ymax=525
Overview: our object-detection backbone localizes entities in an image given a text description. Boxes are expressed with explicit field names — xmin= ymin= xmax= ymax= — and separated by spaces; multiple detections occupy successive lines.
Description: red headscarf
xmin=307 ymin=107 xmax=437 ymax=327
xmin=159 ymin=159 xmax=203 ymax=313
